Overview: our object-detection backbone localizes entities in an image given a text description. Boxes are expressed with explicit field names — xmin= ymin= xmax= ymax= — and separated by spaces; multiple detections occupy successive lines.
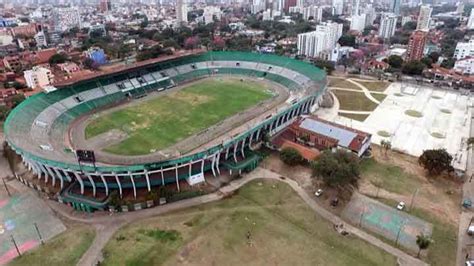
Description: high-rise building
xmin=378 ymin=13 xmax=398 ymax=39
xmin=406 ymin=30 xmax=427 ymax=61
xmin=203 ymin=6 xmax=221 ymax=24
xmin=416 ymin=5 xmax=432 ymax=31
xmin=468 ymin=8 xmax=474 ymax=30
xmin=53 ymin=8 xmax=81 ymax=32
xmin=390 ymin=0 xmax=401 ymax=16
xmin=284 ymin=0 xmax=297 ymax=13
xmin=297 ymin=31 xmax=327 ymax=58
xmin=303 ymin=6 xmax=323 ymax=21
xmin=364 ymin=4 xmax=376 ymax=27
xmin=99 ymin=0 xmax=111 ymax=13
xmin=176 ymin=0 xmax=188 ymax=24
xmin=456 ymin=2 xmax=465 ymax=14
xmin=332 ymin=0 xmax=344 ymax=15
xmin=454 ymin=39 xmax=474 ymax=60
xmin=317 ymin=21 xmax=343 ymax=50
xmin=350 ymin=14 xmax=366 ymax=32
xmin=297 ymin=21 xmax=342 ymax=58
xmin=351 ymin=0 xmax=360 ymax=16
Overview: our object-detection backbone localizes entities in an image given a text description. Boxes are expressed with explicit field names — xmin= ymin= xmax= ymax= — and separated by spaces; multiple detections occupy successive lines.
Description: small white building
xmin=24 ymin=66 xmax=54 ymax=89
xmin=454 ymin=57 xmax=474 ymax=75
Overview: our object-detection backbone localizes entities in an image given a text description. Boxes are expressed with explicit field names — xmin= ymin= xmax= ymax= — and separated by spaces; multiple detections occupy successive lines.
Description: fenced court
xmin=342 ymin=193 xmax=432 ymax=252
xmin=0 ymin=193 xmax=66 ymax=265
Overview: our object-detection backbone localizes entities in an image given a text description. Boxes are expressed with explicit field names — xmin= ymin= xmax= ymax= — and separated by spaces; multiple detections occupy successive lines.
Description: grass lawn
xmin=85 ymin=78 xmax=272 ymax=155
xmin=332 ymin=89 xmax=378 ymax=111
xmin=356 ymin=81 xmax=390 ymax=92
xmin=377 ymin=198 xmax=457 ymax=266
xmin=102 ymin=180 xmax=397 ymax=266
xmin=339 ymin=113 xmax=370 ymax=122
xmin=328 ymin=77 xmax=360 ymax=90
xmin=371 ymin=93 xmax=387 ymax=102
xmin=360 ymin=158 xmax=423 ymax=195
xmin=10 ymin=224 xmax=95 ymax=266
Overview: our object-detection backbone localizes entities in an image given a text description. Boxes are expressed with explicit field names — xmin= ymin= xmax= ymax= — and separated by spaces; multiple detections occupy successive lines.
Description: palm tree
xmin=380 ymin=140 xmax=392 ymax=158
xmin=467 ymin=137 xmax=474 ymax=150
xmin=416 ymin=233 xmax=432 ymax=257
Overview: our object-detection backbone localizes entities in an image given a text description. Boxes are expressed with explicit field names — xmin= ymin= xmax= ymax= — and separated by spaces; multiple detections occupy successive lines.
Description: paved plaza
xmin=320 ymin=82 xmax=472 ymax=172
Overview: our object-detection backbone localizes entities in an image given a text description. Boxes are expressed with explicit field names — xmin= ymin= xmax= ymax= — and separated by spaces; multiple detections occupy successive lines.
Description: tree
xmin=10 ymin=94 xmax=25 ymax=109
xmin=0 ymin=105 xmax=9 ymax=121
xmin=387 ymin=55 xmax=404 ymax=69
xmin=311 ymin=150 xmax=360 ymax=188
xmin=440 ymin=58 xmax=455 ymax=69
xmin=338 ymin=34 xmax=356 ymax=47
xmin=420 ymin=57 xmax=433 ymax=68
xmin=402 ymin=60 xmax=425 ymax=75
xmin=184 ymin=36 xmax=200 ymax=50
xmin=418 ymin=149 xmax=453 ymax=176
xmin=82 ymin=58 xmax=99 ymax=70
xmin=428 ymin=52 xmax=440 ymax=63
xmin=49 ymin=53 xmax=68 ymax=65
xmin=280 ymin=147 xmax=304 ymax=166
xmin=416 ymin=233 xmax=432 ymax=257
xmin=380 ymin=140 xmax=392 ymax=158
xmin=211 ymin=36 xmax=225 ymax=50
xmin=402 ymin=21 xmax=417 ymax=31
xmin=313 ymin=60 xmax=335 ymax=75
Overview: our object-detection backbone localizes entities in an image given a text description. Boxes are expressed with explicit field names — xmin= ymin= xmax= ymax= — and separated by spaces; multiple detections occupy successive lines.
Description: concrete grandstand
xmin=4 ymin=51 xmax=327 ymax=210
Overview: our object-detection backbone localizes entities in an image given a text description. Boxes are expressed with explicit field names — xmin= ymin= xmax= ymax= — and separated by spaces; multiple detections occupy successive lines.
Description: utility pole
xmin=395 ymin=221 xmax=405 ymax=247
xmin=2 ymin=178 xmax=11 ymax=197
xmin=409 ymin=188 xmax=419 ymax=211
xmin=10 ymin=235 xmax=21 ymax=257
xmin=34 ymin=223 xmax=44 ymax=245
xmin=359 ymin=207 xmax=365 ymax=227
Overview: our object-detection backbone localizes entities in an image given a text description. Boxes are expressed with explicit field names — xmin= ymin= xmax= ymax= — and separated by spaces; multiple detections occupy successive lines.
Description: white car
xmin=397 ymin=201 xmax=406 ymax=211
xmin=315 ymin=189 xmax=323 ymax=197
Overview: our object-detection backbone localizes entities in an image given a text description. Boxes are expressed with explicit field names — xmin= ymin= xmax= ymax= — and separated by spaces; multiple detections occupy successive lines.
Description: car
xmin=396 ymin=201 xmax=406 ymax=211
xmin=315 ymin=189 xmax=323 ymax=197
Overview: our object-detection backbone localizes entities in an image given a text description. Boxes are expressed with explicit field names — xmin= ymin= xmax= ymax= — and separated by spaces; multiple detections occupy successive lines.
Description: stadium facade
xmin=4 ymin=51 xmax=328 ymax=209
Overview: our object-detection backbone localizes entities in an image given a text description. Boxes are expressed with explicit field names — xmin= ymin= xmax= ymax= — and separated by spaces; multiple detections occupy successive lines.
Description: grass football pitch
xmin=85 ymin=78 xmax=272 ymax=155
xmin=101 ymin=180 xmax=397 ymax=266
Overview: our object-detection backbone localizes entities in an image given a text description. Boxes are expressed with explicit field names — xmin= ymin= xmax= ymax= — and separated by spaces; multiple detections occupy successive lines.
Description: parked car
xmin=315 ymin=189 xmax=323 ymax=197
xmin=396 ymin=201 xmax=406 ymax=211
xmin=331 ymin=197 xmax=339 ymax=207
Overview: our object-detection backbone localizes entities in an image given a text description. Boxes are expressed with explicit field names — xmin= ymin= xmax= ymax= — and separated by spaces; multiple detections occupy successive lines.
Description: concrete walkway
xmin=330 ymin=86 xmax=386 ymax=95
xmin=38 ymin=167 xmax=427 ymax=266
xmin=347 ymin=79 xmax=382 ymax=104
xmin=338 ymin=110 xmax=372 ymax=115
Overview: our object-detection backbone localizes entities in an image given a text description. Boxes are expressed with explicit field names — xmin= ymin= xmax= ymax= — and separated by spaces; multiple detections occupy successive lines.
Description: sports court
xmin=0 ymin=193 xmax=66 ymax=265
xmin=342 ymin=193 xmax=432 ymax=252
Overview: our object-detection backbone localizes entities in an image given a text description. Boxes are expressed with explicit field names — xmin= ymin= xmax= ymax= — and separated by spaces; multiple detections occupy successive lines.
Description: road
xmin=457 ymin=115 xmax=474 ymax=266
xmin=38 ymin=167 xmax=426 ymax=266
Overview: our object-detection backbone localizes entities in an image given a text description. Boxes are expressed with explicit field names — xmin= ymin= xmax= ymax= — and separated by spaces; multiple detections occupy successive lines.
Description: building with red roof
xmin=272 ymin=116 xmax=372 ymax=158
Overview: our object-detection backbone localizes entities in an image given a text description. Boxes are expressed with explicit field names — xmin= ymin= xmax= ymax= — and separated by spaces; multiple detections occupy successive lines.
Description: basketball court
xmin=342 ymin=193 xmax=432 ymax=252
xmin=0 ymin=191 xmax=66 ymax=265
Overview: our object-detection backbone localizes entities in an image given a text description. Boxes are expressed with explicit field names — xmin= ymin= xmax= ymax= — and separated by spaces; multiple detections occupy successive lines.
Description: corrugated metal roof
xmin=299 ymin=118 xmax=357 ymax=148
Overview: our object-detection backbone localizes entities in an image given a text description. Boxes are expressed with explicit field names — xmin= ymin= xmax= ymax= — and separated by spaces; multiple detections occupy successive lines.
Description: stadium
xmin=4 ymin=51 xmax=327 ymax=210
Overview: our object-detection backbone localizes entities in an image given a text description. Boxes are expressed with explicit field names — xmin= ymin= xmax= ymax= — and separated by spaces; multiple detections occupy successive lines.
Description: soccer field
xmin=85 ymin=78 xmax=273 ymax=155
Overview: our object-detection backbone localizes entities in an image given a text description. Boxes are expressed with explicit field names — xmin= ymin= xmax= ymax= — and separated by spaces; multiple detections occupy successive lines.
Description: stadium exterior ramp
xmin=4 ymin=51 xmax=327 ymax=208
